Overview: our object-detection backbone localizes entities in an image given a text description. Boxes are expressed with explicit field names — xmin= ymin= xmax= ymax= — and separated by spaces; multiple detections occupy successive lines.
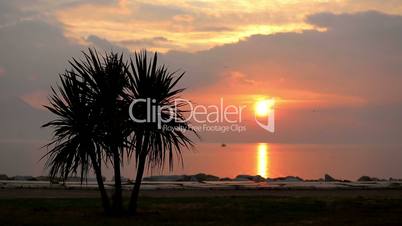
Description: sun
xmin=255 ymin=99 xmax=275 ymax=117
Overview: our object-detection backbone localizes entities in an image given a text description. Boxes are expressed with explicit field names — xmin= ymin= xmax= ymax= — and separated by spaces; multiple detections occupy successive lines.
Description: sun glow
xmin=255 ymin=99 xmax=275 ymax=117
xmin=257 ymin=143 xmax=269 ymax=178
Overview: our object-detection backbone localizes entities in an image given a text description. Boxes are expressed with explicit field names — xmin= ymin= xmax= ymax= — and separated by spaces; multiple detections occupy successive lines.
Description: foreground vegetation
xmin=1 ymin=196 xmax=402 ymax=226
xmin=43 ymin=49 xmax=196 ymax=214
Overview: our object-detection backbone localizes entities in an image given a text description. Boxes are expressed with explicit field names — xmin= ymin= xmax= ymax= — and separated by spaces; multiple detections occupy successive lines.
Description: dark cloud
xmin=118 ymin=36 xmax=180 ymax=49
xmin=51 ymin=0 xmax=115 ymax=8
xmin=0 ymin=17 xmax=83 ymax=141
xmin=308 ymin=10 xmax=402 ymax=33
xmin=119 ymin=36 xmax=169 ymax=45
xmin=87 ymin=35 xmax=131 ymax=53
xmin=0 ymin=1 xmax=37 ymax=26
xmin=86 ymin=35 xmax=181 ymax=54
xmin=0 ymin=19 xmax=81 ymax=98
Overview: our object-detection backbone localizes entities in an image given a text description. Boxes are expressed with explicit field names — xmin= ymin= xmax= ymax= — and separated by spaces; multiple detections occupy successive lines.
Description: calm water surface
xmin=156 ymin=143 xmax=402 ymax=180
xmin=1 ymin=142 xmax=402 ymax=180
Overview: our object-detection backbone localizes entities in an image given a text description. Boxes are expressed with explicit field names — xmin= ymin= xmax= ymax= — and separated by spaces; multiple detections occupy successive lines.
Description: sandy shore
xmin=1 ymin=187 xmax=402 ymax=199
xmin=1 ymin=179 xmax=402 ymax=189
xmin=1 ymin=179 xmax=402 ymax=199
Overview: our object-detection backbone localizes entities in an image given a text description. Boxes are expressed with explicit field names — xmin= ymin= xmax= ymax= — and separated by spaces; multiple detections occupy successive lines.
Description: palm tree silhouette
xmin=42 ymin=71 xmax=111 ymax=213
xmin=126 ymin=51 xmax=198 ymax=214
xmin=70 ymin=49 xmax=130 ymax=212
xmin=43 ymin=49 xmax=197 ymax=215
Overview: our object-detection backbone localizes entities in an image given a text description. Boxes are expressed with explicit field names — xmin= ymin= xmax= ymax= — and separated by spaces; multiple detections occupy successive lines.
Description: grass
xmin=1 ymin=196 xmax=402 ymax=225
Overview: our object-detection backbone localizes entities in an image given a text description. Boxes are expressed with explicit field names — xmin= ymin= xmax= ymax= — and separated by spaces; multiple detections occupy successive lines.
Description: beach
xmin=1 ymin=185 xmax=402 ymax=226
xmin=1 ymin=186 xmax=402 ymax=199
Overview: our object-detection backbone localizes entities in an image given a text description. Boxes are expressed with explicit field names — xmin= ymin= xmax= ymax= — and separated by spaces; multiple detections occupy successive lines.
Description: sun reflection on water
xmin=257 ymin=143 xmax=269 ymax=178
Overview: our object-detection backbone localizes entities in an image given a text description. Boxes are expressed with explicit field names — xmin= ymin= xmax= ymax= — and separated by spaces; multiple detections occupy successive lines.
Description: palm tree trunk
xmin=91 ymin=156 xmax=111 ymax=214
xmin=112 ymin=146 xmax=123 ymax=213
xmin=128 ymin=151 xmax=147 ymax=214
xmin=128 ymin=133 xmax=148 ymax=214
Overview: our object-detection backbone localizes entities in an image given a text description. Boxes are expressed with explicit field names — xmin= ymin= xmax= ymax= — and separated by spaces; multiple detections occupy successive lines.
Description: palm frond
xmin=127 ymin=50 xmax=198 ymax=171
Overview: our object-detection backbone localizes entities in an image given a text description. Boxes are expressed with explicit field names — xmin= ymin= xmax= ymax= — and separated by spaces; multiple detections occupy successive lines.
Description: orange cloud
xmin=20 ymin=90 xmax=48 ymax=110
xmin=53 ymin=0 xmax=402 ymax=52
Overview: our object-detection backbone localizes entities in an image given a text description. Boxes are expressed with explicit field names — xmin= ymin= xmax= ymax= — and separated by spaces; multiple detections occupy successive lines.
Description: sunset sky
xmin=1 ymin=0 xmax=402 ymax=145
